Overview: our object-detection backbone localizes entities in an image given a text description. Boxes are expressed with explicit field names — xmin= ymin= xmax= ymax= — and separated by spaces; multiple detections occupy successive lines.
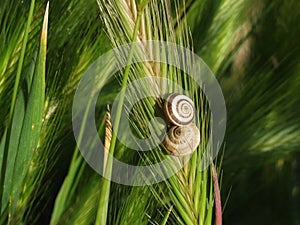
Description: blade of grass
xmin=0 ymin=205 xmax=8 ymax=225
xmin=95 ymin=4 xmax=147 ymax=224
xmin=1 ymin=89 xmax=26 ymax=212
xmin=9 ymin=1 xmax=48 ymax=216
xmin=160 ymin=205 xmax=173 ymax=225
xmin=0 ymin=0 xmax=36 ymax=212
xmin=204 ymin=166 xmax=214 ymax=225
xmin=1 ymin=39 xmax=38 ymax=215
xmin=199 ymin=170 xmax=208 ymax=225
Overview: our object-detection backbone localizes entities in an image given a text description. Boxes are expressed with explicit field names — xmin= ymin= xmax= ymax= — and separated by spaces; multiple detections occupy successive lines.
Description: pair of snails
xmin=161 ymin=93 xmax=200 ymax=156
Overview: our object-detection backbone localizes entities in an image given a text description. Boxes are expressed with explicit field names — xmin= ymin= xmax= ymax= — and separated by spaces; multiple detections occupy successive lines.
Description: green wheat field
xmin=0 ymin=0 xmax=299 ymax=224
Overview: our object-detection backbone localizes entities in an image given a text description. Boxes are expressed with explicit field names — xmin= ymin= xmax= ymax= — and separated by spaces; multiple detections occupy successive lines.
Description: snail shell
xmin=162 ymin=123 xmax=200 ymax=156
xmin=164 ymin=93 xmax=195 ymax=126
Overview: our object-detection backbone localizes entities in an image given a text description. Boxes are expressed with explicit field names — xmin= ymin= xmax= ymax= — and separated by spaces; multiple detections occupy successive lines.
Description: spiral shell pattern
xmin=164 ymin=93 xmax=195 ymax=126
xmin=162 ymin=123 xmax=200 ymax=156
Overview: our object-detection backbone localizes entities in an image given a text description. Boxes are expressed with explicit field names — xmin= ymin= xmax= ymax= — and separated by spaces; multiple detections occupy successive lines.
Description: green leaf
xmin=0 ymin=0 xmax=36 ymax=213
xmin=8 ymin=1 xmax=48 ymax=215
xmin=1 ymin=90 xmax=25 ymax=212
xmin=1 ymin=40 xmax=38 ymax=213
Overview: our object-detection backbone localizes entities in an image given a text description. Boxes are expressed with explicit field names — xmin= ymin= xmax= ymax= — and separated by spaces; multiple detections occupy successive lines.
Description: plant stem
xmin=160 ymin=205 xmax=173 ymax=225
xmin=95 ymin=10 xmax=144 ymax=225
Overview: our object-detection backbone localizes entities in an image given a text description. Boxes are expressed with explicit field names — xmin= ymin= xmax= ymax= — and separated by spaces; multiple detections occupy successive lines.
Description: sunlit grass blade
xmin=8 ymin=1 xmax=48 ymax=215
xmin=0 ymin=0 xmax=36 ymax=212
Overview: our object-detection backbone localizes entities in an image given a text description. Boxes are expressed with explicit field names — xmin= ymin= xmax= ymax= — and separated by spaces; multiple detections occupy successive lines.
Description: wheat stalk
xmin=95 ymin=1 xmax=221 ymax=225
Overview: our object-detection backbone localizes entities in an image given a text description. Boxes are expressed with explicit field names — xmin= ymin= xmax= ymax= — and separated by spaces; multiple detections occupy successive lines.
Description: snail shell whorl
xmin=164 ymin=93 xmax=195 ymax=126
xmin=162 ymin=123 xmax=200 ymax=156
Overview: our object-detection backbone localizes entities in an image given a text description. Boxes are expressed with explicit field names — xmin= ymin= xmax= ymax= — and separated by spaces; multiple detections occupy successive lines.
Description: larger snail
xmin=164 ymin=93 xmax=195 ymax=126
xmin=162 ymin=93 xmax=200 ymax=156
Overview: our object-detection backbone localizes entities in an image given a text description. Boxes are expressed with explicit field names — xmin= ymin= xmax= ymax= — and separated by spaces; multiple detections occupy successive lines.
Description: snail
xmin=164 ymin=93 xmax=195 ymax=126
xmin=162 ymin=123 xmax=200 ymax=156
xmin=161 ymin=93 xmax=200 ymax=156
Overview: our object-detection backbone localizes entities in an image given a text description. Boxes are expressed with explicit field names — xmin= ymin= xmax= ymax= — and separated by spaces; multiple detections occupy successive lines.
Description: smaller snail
xmin=164 ymin=93 xmax=195 ymax=126
xmin=162 ymin=123 xmax=200 ymax=156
